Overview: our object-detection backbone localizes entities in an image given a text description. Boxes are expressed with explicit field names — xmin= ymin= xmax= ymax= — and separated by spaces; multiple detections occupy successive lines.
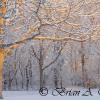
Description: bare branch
xmin=30 ymin=46 xmax=40 ymax=61
xmin=42 ymin=42 xmax=67 ymax=70
xmin=0 ymin=34 xmax=39 ymax=49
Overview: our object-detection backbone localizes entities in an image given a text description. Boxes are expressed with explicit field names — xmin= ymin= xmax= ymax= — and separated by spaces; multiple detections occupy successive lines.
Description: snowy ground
xmin=2 ymin=87 xmax=100 ymax=100
xmin=3 ymin=91 xmax=39 ymax=100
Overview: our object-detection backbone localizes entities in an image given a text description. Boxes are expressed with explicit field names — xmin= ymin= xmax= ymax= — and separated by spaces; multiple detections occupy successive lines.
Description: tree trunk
xmin=40 ymin=68 xmax=43 ymax=88
xmin=0 ymin=49 xmax=5 ymax=98
xmin=39 ymin=41 xmax=44 ymax=89
xmin=81 ymin=41 xmax=85 ymax=87
xmin=0 ymin=0 xmax=7 ymax=98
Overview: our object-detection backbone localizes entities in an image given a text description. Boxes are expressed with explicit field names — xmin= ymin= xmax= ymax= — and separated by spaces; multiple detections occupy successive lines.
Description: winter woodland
xmin=0 ymin=0 xmax=100 ymax=91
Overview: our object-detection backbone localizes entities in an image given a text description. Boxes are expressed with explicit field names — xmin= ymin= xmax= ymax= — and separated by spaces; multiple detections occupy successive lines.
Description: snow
xmin=3 ymin=91 xmax=39 ymax=100
xmin=2 ymin=88 xmax=100 ymax=100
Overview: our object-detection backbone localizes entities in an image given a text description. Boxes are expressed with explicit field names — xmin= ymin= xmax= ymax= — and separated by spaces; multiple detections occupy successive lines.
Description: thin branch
xmin=0 ymin=34 xmax=39 ymax=49
xmin=31 ymin=46 xmax=40 ymax=61
xmin=42 ymin=42 xmax=66 ymax=70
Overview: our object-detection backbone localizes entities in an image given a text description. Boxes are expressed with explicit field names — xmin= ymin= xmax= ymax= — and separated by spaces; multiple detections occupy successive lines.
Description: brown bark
xmin=0 ymin=0 xmax=7 ymax=98
xmin=0 ymin=49 xmax=5 ymax=98
xmin=81 ymin=41 xmax=85 ymax=87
